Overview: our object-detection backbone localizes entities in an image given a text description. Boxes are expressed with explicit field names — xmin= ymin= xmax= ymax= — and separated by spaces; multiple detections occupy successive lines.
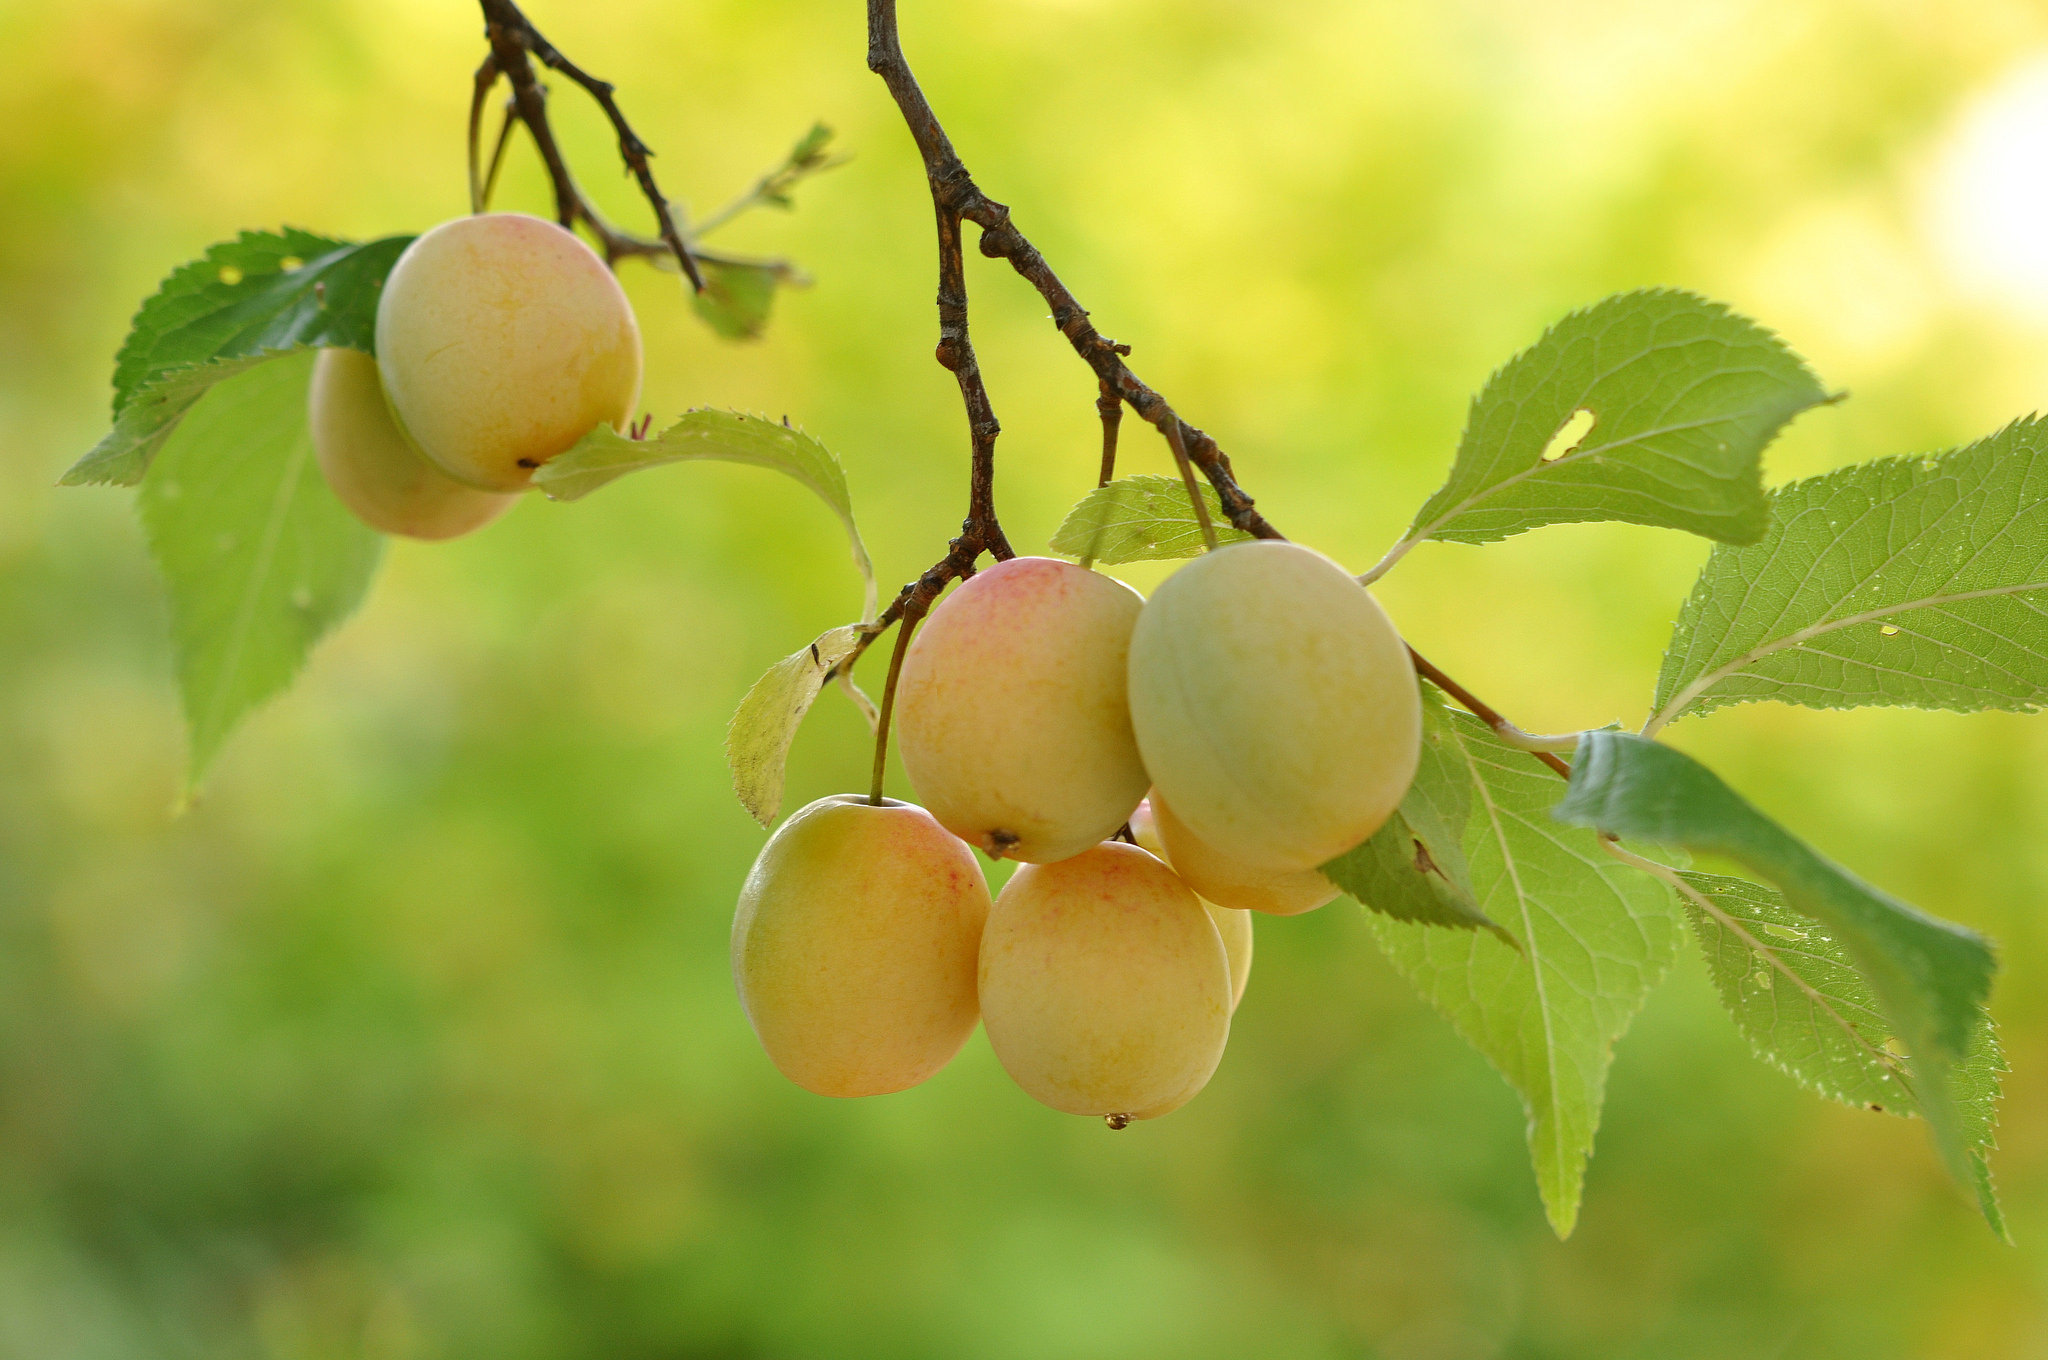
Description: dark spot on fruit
xmin=517 ymin=458 xmax=540 ymax=468
xmin=1105 ymin=1113 xmax=1132 ymax=1130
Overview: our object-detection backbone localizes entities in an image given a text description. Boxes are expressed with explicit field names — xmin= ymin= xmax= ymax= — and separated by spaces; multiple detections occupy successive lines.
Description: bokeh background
xmin=5 ymin=0 xmax=2048 ymax=1355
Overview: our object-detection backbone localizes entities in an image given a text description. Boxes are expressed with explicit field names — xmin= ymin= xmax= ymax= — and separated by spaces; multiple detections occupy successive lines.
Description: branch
xmin=865 ymin=0 xmax=1275 ymax=542
xmin=475 ymin=0 xmax=704 ymax=289
xmin=858 ymin=0 xmax=1575 ymax=781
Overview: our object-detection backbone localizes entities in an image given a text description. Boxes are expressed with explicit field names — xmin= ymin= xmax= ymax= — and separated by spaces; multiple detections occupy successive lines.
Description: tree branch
xmin=856 ymin=0 xmax=1576 ymax=782
xmin=475 ymin=0 xmax=703 ymax=289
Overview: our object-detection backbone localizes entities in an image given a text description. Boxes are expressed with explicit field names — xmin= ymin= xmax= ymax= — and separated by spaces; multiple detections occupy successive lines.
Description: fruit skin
xmin=1127 ymin=540 xmax=1420 ymax=872
xmin=979 ymin=842 xmax=1230 ymax=1118
xmin=896 ymin=557 xmax=1149 ymax=864
xmin=732 ymin=794 xmax=991 ymax=1098
xmin=375 ymin=213 xmax=642 ymax=493
xmin=1153 ymin=791 xmax=1338 ymax=919
xmin=308 ymin=348 xmax=517 ymax=540
xmin=1129 ymin=798 xmax=1255 ymax=1009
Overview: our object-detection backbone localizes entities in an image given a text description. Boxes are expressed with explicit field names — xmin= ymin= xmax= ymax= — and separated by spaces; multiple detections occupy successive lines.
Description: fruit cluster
xmin=735 ymin=543 xmax=1422 ymax=1123
xmin=309 ymin=213 xmax=643 ymax=538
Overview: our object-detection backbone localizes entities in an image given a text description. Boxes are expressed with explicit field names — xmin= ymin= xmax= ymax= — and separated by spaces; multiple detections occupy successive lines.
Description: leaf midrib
xmin=1649 ymin=578 xmax=2048 ymax=733
xmin=198 ymin=425 xmax=312 ymax=762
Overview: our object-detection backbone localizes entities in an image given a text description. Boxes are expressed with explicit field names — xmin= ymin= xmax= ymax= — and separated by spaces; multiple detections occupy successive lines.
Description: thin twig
xmin=866 ymin=0 xmax=1273 ymax=542
xmin=467 ymin=55 xmax=499 ymax=215
xmin=1408 ymin=646 xmax=1574 ymax=779
xmin=480 ymin=97 xmax=519 ymax=210
xmin=476 ymin=0 xmax=703 ymax=289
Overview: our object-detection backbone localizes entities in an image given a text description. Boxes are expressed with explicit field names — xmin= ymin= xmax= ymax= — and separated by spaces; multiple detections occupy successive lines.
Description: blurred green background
xmin=6 ymin=0 xmax=2048 ymax=1355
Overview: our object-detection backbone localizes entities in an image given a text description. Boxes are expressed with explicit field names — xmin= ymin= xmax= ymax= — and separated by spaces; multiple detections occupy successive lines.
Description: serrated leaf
xmin=1649 ymin=417 xmax=2048 ymax=731
xmin=65 ymin=230 xmax=411 ymax=487
xmin=728 ymin=624 xmax=867 ymax=826
xmin=1554 ymin=731 xmax=1996 ymax=1197
xmin=533 ymin=410 xmax=877 ymax=623
xmin=1363 ymin=711 xmax=1680 ymax=1237
xmin=137 ymin=351 xmax=384 ymax=790
xmin=1373 ymin=291 xmax=1829 ymax=572
xmin=1047 ymin=475 xmax=1255 ymax=565
xmin=1321 ymin=686 xmax=1510 ymax=941
xmin=691 ymin=259 xmax=781 ymax=340
xmin=1675 ymin=870 xmax=2007 ymax=1236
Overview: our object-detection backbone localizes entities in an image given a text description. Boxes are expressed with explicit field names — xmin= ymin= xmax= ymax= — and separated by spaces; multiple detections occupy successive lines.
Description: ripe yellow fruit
xmin=375 ymin=213 xmax=642 ymax=492
xmin=308 ymin=348 xmax=516 ymax=540
xmin=895 ymin=557 xmax=1149 ymax=863
xmin=732 ymin=794 xmax=991 ymax=1098
xmin=1129 ymin=798 xmax=1255 ymax=1010
xmin=979 ymin=842 xmax=1230 ymax=1118
xmin=1128 ymin=540 xmax=1420 ymax=872
xmin=1152 ymin=792 xmax=1338 ymax=918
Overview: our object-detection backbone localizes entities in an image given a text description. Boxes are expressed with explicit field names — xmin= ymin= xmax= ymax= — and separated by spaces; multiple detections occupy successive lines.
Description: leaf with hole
xmin=1047 ymin=475 xmax=1255 ymax=565
xmin=1675 ymin=869 xmax=2006 ymax=1236
xmin=727 ymin=624 xmax=868 ymax=826
xmin=66 ymin=230 xmax=411 ymax=487
xmin=1363 ymin=710 xmax=1679 ymax=1238
xmin=1650 ymin=417 xmax=2048 ymax=731
xmin=137 ymin=351 xmax=385 ymax=791
xmin=534 ymin=410 xmax=877 ymax=623
xmin=1368 ymin=291 xmax=1829 ymax=577
xmin=1554 ymin=730 xmax=1997 ymax=1200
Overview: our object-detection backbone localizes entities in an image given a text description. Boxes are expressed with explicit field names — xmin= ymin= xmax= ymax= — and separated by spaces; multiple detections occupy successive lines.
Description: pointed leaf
xmin=727 ymin=624 xmax=867 ymax=825
xmin=533 ymin=410 xmax=877 ymax=623
xmin=137 ymin=351 xmax=384 ymax=789
xmin=1364 ymin=712 xmax=1680 ymax=1237
xmin=1554 ymin=731 xmax=1996 ymax=1193
xmin=1047 ymin=475 xmax=1255 ymax=565
xmin=1650 ymin=418 xmax=2048 ymax=730
xmin=1380 ymin=291 xmax=1829 ymax=566
xmin=1676 ymin=870 xmax=2006 ymax=1236
xmin=1322 ymin=686 xmax=1509 ymax=940
xmin=66 ymin=230 xmax=411 ymax=486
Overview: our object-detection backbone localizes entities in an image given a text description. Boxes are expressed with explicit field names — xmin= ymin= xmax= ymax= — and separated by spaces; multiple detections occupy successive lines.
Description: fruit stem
xmin=1165 ymin=419 xmax=1219 ymax=552
xmin=869 ymin=611 xmax=922 ymax=805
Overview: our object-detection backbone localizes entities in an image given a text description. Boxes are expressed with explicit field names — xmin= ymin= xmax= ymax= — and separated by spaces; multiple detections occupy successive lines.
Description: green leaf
xmin=691 ymin=259 xmax=782 ymax=340
xmin=1649 ymin=417 xmax=2048 ymax=731
xmin=1363 ymin=711 xmax=1680 ymax=1237
xmin=1047 ymin=475 xmax=1256 ymax=565
xmin=65 ymin=230 xmax=412 ymax=486
xmin=137 ymin=351 xmax=385 ymax=791
xmin=1554 ymin=731 xmax=1997 ymax=1195
xmin=1321 ymin=686 xmax=1510 ymax=941
xmin=1675 ymin=870 xmax=2007 ymax=1237
xmin=1367 ymin=291 xmax=1830 ymax=577
xmin=533 ymin=410 xmax=877 ymax=623
xmin=727 ymin=624 xmax=867 ymax=826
